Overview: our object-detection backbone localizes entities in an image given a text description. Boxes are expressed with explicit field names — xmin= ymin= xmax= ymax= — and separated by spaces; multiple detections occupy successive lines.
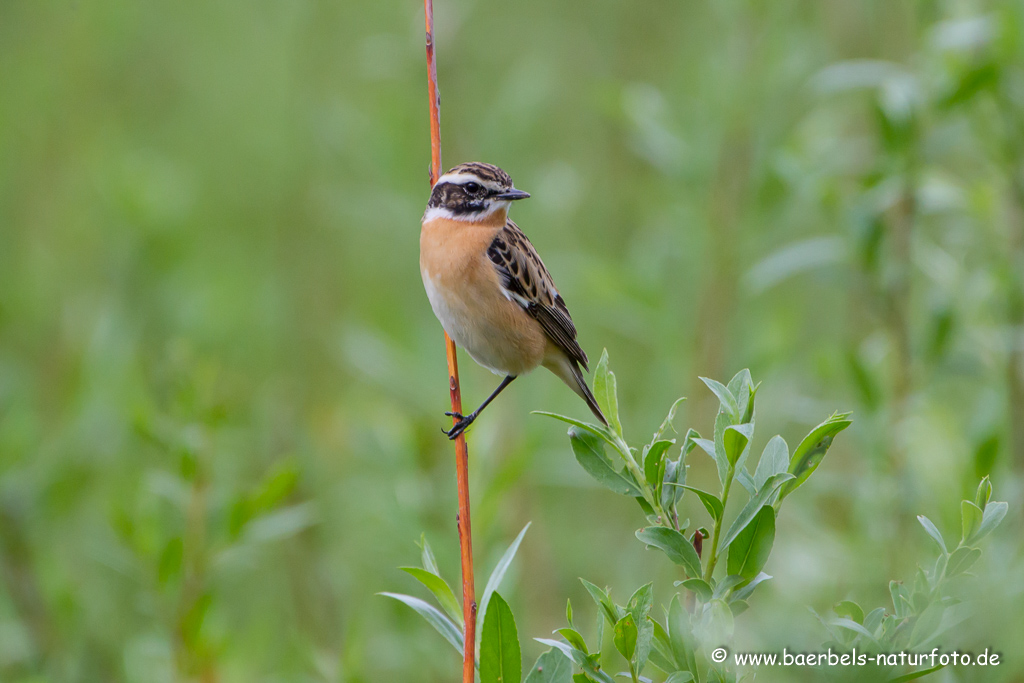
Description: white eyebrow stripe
xmin=434 ymin=173 xmax=503 ymax=191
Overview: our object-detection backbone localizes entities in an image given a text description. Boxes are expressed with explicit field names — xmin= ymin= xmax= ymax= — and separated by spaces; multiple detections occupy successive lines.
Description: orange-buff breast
xmin=419 ymin=216 xmax=547 ymax=376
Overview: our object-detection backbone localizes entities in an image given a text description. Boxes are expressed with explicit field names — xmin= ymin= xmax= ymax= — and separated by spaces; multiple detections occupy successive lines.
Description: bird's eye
xmin=464 ymin=182 xmax=481 ymax=194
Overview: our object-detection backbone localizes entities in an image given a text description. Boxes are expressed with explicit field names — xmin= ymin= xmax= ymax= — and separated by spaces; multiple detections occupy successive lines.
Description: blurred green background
xmin=1 ymin=0 xmax=1023 ymax=681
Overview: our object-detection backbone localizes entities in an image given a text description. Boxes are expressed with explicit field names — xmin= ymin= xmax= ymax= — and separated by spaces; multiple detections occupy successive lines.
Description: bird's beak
xmin=492 ymin=189 xmax=530 ymax=201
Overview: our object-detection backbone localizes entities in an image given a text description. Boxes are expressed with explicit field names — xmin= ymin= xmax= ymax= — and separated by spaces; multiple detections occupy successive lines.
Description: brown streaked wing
xmin=486 ymin=220 xmax=589 ymax=370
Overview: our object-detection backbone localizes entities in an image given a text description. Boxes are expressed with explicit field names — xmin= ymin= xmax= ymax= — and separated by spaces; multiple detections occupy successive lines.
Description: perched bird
xmin=420 ymin=162 xmax=606 ymax=439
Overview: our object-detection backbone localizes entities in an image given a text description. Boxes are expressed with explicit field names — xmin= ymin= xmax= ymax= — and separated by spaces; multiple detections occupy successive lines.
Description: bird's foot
xmin=443 ymin=411 xmax=476 ymax=440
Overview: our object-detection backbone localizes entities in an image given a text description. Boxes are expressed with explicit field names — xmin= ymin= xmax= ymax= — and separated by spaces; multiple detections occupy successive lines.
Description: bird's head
xmin=423 ymin=162 xmax=530 ymax=223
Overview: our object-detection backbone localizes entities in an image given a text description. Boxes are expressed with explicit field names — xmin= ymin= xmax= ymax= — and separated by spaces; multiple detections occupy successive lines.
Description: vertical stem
xmin=702 ymin=464 xmax=734 ymax=582
xmin=423 ymin=3 xmax=476 ymax=680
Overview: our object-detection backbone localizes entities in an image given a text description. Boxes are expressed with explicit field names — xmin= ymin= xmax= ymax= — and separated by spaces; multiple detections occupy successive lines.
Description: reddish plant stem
xmin=424 ymin=2 xmax=476 ymax=681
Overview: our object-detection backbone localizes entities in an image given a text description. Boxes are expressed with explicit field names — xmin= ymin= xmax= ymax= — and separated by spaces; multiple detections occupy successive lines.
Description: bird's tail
xmin=546 ymin=355 xmax=608 ymax=426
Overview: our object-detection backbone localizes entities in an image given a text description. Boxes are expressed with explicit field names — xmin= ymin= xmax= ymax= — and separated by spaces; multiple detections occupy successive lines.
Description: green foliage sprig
xmin=388 ymin=354 xmax=1007 ymax=683
xmin=531 ymin=353 xmax=850 ymax=683
xmin=813 ymin=476 xmax=1008 ymax=682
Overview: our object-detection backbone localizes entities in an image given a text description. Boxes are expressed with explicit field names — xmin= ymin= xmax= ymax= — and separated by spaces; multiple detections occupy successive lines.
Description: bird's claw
xmin=443 ymin=413 xmax=475 ymax=440
xmin=444 ymin=411 xmax=464 ymax=419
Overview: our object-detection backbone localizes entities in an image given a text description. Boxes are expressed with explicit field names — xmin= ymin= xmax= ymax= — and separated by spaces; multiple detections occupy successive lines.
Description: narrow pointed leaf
xmin=778 ymin=412 xmax=852 ymax=502
xmin=580 ymin=579 xmax=621 ymax=626
xmin=679 ymin=486 xmax=724 ymax=522
xmin=478 ymin=523 xmax=531 ymax=644
xmin=593 ymin=350 xmax=622 ymax=436
xmin=945 ymin=546 xmax=981 ymax=577
xmin=636 ymin=527 xmax=702 ymax=577
xmin=380 ymin=592 xmax=463 ymax=653
xmin=727 ymin=505 xmax=776 ymax=580
xmin=613 ymin=614 xmax=638 ymax=662
xmin=720 ymin=473 xmax=792 ymax=552
xmin=481 ymin=592 xmax=521 ymax=683
xmin=968 ymin=500 xmax=1007 ymax=544
xmin=753 ymin=436 xmax=789 ymax=490
xmin=570 ymin=427 xmax=642 ymax=496
xmin=889 ymin=664 xmax=946 ymax=682
xmin=525 ymin=648 xmax=574 ymax=683
xmin=700 ymin=377 xmax=739 ymax=422
xmin=723 ymin=424 xmax=753 ymax=466
xmin=400 ymin=567 xmax=463 ymax=627
xmin=417 ymin=534 xmax=441 ymax=576
xmin=916 ymin=515 xmax=947 ymax=555
xmin=960 ymin=500 xmax=982 ymax=543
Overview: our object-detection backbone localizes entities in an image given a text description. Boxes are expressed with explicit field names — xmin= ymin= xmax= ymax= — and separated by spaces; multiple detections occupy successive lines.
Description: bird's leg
xmin=444 ymin=375 xmax=517 ymax=440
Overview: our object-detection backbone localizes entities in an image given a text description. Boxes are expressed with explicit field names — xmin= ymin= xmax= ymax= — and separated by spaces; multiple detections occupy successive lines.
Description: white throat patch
xmin=422 ymin=201 xmax=510 ymax=223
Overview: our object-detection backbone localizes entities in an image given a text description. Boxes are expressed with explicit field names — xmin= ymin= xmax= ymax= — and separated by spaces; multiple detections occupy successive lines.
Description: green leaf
xmin=960 ymin=501 xmax=982 ymax=544
xmin=626 ymin=583 xmax=654 ymax=673
xmin=888 ymin=664 xmax=946 ymax=682
xmin=661 ymin=457 xmax=687 ymax=509
xmin=649 ymin=617 xmax=672 ymax=654
xmin=727 ymin=505 xmax=776 ymax=580
xmin=380 ymin=592 xmax=463 ymax=654
xmin=417 ymin=534 xmax=441 ymax=576
xmin=525 ymin=649 xmax=574 ymax=683
xmin=534 ymin=639 xmax=616 ymax=683
xmin=693 ymin=438 xmax=716 ymax=460
xmin=700 ymin=377 xmax=739 ymax=422
xmin=916 ymin=515 xmax=947 ymax=555
xmin=534 ymin=412 xmax=618 ymax=452
xmin=665 ymin=673 xmax=695 ymax=683
xmin=400 ymin=567 xmax=463 ymax=627
xmin=667 ymin=595 xmax=696 ymax=675
xmin=732 ymin=572 xmax=771 ymax=601
xmin=945 ymin=546 xmax=981 ymax=577
xmin=720 ymin=473 xmax=792 ymax=552
xmin=644 ymin=439 xmax=673 ymax=494
xmin=580 ymin=579 xmax=621 ymax=626
xmin=677 ymin=578 xmax=712 ymax=603
xmin=680 ymin=428 xmax=700 ymax=456
xmin=830 ymin=618 xmax=880 ymax=647
xmin=712 ymin=410 xmax=730 ymax=487
xmin=741 ymin=381 xmax=759 ymax=425
xmin=834 ymin=600 xmax=864 ymax=625
xmin=479 ymin=523 xmax=531 ymax=644
xmin=753 ymin=436 xmax=789 ymax=490
xmin=613 ymin=613 xmax=638 ymax=662
xmin=728 ymin=369 xmax=753 ymax=421
xmin=480 ymin=592 xmax=522 ymax=683
xmin=626 ymin=583 xmax=654 ymax=624
xmin=735 ymin=468 xmax=756 ymax=496
xmin=566 ymin=599 xmax=574 ymax=629
xmin=968 ymin=500 xmax=1007 ymax=544
xmin=593 ymin=349 xmax=622 ymax=436
xmin=974 ymin=476 xmax=992 ymax=510
xmin=679 ymin=486 xmax=723 ymax=522
xmin=777 ymin=412 xmax=852 ymax=502
xmin=724 ymin=424 xmax=753 ymax=466
xmin=889 ymin=582 xmax=912 ymax=619
xmin=652 ymin=397 xmax=687 ymax=444
xmin=712 ymin=574 xmax=745 ymax=600
xmin=636 ymin=527 xmax=702 ymax=577
xmin=569 ymin=427 xmax=642 ymax=496
xmin=556 ymin=628 xmax=588 ymax=654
